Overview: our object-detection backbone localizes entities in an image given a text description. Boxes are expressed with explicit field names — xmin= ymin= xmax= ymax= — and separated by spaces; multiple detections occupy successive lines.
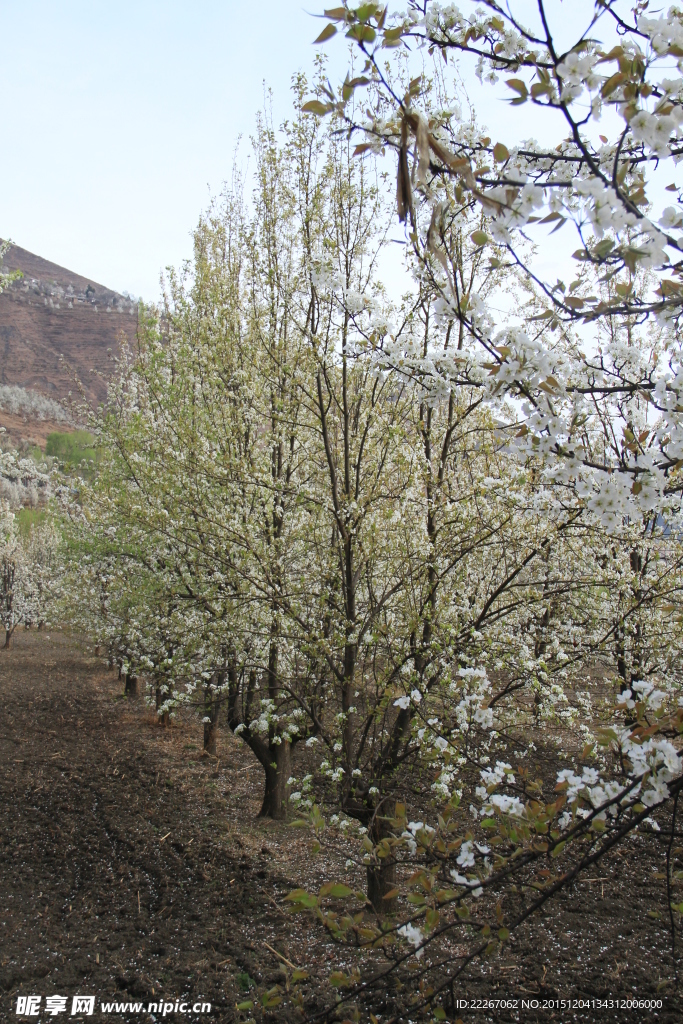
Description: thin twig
xmin=263 ymin=941 xmax=298 ymax=971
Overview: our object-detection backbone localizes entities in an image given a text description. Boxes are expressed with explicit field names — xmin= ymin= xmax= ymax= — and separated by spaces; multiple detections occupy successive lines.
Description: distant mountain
xmin=0 ymin=244 xmax=138 ymax=447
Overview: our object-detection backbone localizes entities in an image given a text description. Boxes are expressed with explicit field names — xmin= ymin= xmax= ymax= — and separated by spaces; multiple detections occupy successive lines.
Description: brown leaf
xmin=414 ymin=114 xmax=430 ymax=185
xmin=396 ymin=119 xmax=413 ymax=226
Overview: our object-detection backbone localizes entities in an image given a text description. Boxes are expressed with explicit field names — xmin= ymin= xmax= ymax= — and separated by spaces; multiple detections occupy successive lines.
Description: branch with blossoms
xmin=305 ymin=1 xmax=683 ymax=524
xmin=288 ymin=687 xmax=683 ymax=1022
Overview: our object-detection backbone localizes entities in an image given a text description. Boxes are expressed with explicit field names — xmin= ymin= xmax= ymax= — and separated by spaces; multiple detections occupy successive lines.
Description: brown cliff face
xmin=0 ymin=244 xmax=138 ymax=446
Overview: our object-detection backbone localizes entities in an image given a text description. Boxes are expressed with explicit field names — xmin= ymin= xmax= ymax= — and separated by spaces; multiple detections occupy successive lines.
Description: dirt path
xmin=0 ymin=631 xmax=333 ymax=1023
xmin=2 ymin=631 xmax=683 ymax=1024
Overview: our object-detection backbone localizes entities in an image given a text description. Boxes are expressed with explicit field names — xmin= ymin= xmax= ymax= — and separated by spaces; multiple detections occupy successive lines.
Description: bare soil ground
xmin=1 ymin=631 xmax=683 ymax=1023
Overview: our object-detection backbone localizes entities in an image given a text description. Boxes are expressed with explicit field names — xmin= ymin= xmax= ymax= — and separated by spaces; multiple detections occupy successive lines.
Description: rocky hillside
xmin=0 ymin=244 xmax=138 ymax=447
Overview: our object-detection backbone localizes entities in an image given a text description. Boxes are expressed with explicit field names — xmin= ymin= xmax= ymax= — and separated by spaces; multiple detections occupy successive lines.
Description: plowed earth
xmin=1 ymin=631 xmax=682 ymax=1024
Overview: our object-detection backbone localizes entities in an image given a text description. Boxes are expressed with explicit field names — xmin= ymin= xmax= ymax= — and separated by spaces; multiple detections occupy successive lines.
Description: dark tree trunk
xmin=204 ymin=720 xmax=218 ymax=755
xmin=155 ymin=682 xmax=169 ymax=727
xmin=367 ymin=799 xmax=397 ymax=915
xmin=258 ymin=740 xmax=290 ymax=820
xmin=124 ymin=673 xmax=139 ymax=699
xmin=3 ymin=628 xmax=12 ymax=650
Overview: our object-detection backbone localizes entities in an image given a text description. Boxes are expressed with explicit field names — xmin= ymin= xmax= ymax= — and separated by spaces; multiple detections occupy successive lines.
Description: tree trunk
xmin=367 ymin=799 xmax=397 ymax=915
xmin=202 ymin=708 xmax=219 ymax=757
xmin=124 ymin=673 xmax=139 ymax=699
xmin=3 ymin=628 xmax=11 ymax=650
xmin=203 ymin=682 xmax=221 ymax=754
xmin=258 ymin=740 xmax=290 ymax=820
xmin=155 ymin=683 xmax=169 ymax=727
xmin=204 ymin=720 xmax=218 ymax=754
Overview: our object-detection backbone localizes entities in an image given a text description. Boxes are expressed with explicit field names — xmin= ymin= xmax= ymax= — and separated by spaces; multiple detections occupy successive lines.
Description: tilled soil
xmin=0 ymin=631 xmax=341 ymax=1023
xmin=1 ymin=631 xmax=683 ymax=1024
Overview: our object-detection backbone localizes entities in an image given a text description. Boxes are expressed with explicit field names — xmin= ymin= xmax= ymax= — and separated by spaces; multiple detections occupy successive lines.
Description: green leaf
xmin=425 ymin=908 xmax=440 ymax=931
xmin=262 ymin=987 xmax=282 ymax=1008
xmin=329 ymin=883 xmax=354 ymax=898
xmin=601 ymin=71 xmax=626 ymax=98
xmin=530 ymin=81 xmax=553 ymax=99
xmin=347 ymin=23 xmax=376 ymax=43
xmin=314 ymin=23 xmax=338 ymax=44
xmin=382 ymin=26 xmax=405 ymax=45
xmin=498 ymin=927 xmax=510 ymax=940
xmin=434 ymin=1008 xmax=447 ymax=1021
xmin=529 ymin=309 xmax=555 ymax=321
xmin=285 ymin=889 xmax=318 ymax=908
xmin=470 ymin=230 xmax=489 ymax=246
xmin=593 ymin=238 xmax=615 ymax=259
xmin=355 ymin=2 xmax=378 ymax=20
xmin=236 ymin=1002 xmax=253 ymax=1011
xmin=301 ymin=100 xmax=333 ymax=116
xmin=506 ymin=78 xmax=528 ymax=101
xmin=493 ymin=142 xmax=509 ymax=163
xmin=407 ymin=892 xmax=426 ymax=905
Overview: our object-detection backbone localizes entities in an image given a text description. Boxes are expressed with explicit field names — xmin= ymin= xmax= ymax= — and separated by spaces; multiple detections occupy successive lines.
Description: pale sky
xmin=0 ymin=1 xmax=625 ymax=303
xmin=0 ymin=1 xmax=348 ymax=300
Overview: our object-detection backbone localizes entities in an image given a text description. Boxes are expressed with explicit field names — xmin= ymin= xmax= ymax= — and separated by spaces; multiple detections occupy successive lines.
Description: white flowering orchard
xmin=60 ymin=34 xmax=683 ymax=1018
xmin=255 ymin=2 xmax=683 ymax=1015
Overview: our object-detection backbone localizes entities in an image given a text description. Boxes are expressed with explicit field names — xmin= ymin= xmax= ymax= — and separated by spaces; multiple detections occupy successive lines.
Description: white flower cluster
xmin=618 ymin=680 xmax=666 ymax=712
xmin=288 ymin=773 xmax=314 ymax=809
xmin=400 ymin=819 xmax=436 ymax=855
xmin=557 ymin=729 xmax=681 ymax=822
xmin=398 ymin=921 xmax=425 ymax=958
xmin=393 ymin=687 xmax=423 ymax=710
xmin=451 ymin=666 xmax=493 ymax=733
xmin=474 ymin=760 xmax=524 ymax=817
